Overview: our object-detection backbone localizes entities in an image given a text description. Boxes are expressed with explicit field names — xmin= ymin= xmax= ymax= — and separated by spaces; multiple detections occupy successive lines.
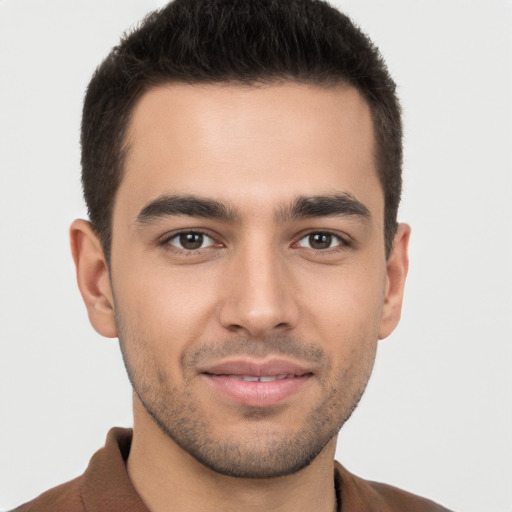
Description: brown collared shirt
xmin=12 ymin=428 xmax=452 ymax=512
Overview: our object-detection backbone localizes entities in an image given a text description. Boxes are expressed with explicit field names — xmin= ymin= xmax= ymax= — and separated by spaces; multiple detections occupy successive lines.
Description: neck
xmin=127 ymin=396 xmax=338 ymax=512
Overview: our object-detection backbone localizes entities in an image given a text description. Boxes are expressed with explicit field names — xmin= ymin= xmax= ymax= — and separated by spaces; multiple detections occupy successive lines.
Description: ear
xmin=379 ymin=223 xmax=411 ymax=339
xmin=70 ymin=219 xmax=117 ymax=338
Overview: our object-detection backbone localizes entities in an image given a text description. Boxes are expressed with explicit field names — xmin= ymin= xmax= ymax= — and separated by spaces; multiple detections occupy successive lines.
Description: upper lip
xmin=198 ymin=358 xmax=314 ymax=377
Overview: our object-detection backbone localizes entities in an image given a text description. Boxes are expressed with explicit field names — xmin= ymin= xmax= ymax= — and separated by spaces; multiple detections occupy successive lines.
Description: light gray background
xmin=1 ymin=1 xmax=511 ymax=511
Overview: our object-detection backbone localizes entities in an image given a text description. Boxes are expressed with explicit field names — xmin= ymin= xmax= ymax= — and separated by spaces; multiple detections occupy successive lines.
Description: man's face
xmin=104 ymin=83 xmax=403 ymax=477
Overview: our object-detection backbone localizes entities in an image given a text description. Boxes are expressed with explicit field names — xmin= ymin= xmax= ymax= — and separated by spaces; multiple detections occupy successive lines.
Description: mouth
xmin=199 ymin=359 xmax=314 ymax=407
xmin=222 ymin=374 xmax=293 ymax=382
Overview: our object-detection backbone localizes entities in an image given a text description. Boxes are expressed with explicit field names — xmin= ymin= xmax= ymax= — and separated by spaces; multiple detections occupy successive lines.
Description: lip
xmin=199 ymin=358 xmax=314 ymax=407
xmin=199 ymin=358 xmax=312 ymax=377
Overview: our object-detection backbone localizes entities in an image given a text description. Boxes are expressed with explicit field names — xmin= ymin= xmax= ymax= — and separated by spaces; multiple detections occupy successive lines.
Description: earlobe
xmin=70 ymin=219 xmax=117 ymax=338
xmin=379 ymin=223 xmax=411 ymax=340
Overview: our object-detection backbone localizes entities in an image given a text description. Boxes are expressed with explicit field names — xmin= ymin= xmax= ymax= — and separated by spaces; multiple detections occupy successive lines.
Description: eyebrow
xmin=136 ymin=192 xmax=371 ymax=225
xmin=276 ymin=193 xmax=371 ymax=222
xmin=137 ymin=195 xmax=240 ymax=224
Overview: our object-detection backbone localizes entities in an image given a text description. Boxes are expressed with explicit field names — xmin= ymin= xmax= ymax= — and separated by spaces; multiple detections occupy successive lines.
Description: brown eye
xmin=298 ymin=232 xmax=342 ymax=250
xmin=167 ymin=232 xmax=214 ymax=250
xmin=180 ymin=233 xmax=203 ymax=249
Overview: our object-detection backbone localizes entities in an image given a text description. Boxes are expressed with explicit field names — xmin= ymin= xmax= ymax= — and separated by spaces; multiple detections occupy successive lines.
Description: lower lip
xmin=202 ymin=374 xmax=312 ymax=407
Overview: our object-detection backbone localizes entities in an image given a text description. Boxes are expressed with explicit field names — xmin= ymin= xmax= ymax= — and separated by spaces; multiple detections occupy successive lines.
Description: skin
xmin=70 ymin=83 xmax=410 ymax=512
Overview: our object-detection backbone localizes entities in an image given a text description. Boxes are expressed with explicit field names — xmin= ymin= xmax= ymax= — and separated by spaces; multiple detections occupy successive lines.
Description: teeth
xmin=230 ymin=375 xmax=289 ymax=382
xmin=260 ymin=375 xmax=288 ymax=382
xmin=259 ymin=376 xmax=278 ymax=382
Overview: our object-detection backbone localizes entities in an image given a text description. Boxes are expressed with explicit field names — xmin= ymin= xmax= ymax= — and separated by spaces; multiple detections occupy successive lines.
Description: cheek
xmin=112 ymin=261 xmax=221 ymax=353
xmin=300 ymin=261 xmax=386 ymax=348
xmin=302 ymin=265 xmax=385 ymax=326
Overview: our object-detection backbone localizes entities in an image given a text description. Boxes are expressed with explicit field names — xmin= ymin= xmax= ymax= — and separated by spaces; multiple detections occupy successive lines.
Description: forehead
xmin=118 ymin=82 xmax=382 ymax=223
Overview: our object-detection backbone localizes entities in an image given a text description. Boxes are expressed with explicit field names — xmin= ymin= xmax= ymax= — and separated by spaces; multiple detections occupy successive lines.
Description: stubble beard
xmin=117 ymin=322 xmax=375 ymax=479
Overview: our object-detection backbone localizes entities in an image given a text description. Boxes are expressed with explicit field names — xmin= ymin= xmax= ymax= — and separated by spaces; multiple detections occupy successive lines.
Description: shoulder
xmin=335 ymin=462 xmax=453 ymax=512
xmin=9 ymin=476 xmax=85 ymax=512
xmin=9 ymin=428 xmax=148 ymax=512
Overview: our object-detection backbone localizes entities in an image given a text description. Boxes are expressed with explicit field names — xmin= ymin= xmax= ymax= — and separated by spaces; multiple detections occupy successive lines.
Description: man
xmin=12 ymin=0 xmax=451 ymax=510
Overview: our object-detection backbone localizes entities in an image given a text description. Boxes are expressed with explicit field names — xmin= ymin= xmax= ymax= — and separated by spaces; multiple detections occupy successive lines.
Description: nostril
xmin=218 ymin=285 xmax=300 ymax=337
xmin=227 ymin=323 xmax=244 ymax=333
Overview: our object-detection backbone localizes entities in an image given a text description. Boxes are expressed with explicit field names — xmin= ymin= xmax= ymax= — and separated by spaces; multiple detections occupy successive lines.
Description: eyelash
xmin=295 ymin=231 xmax=350 ymax=251
xmin=160 ymin=230 xmax=220 ymax=253
xmin=160 ymin=229 xmax=351 ymax=255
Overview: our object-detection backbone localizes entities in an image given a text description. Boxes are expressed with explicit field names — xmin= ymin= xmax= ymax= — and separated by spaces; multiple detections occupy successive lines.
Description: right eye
xmin=165 ymin=231 xmax=217 ymax=251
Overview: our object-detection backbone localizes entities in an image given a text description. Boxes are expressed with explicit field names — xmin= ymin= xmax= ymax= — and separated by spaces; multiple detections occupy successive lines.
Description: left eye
xmin=297 ymin=232 xmax=343 ymax=250
xmin=166 ymin=232 xmax=216 ymax=250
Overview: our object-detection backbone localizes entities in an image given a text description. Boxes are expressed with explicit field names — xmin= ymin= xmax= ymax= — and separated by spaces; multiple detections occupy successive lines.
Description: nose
xmin=218 ymin=244 xmax=299 ymax=338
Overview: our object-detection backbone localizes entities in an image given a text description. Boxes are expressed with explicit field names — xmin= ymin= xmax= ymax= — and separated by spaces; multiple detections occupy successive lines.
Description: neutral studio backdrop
xmin=1 ymin=1 xmax=511 ymax=511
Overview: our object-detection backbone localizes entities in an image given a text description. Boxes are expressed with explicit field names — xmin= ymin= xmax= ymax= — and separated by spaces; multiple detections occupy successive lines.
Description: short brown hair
xmin=81 ymin=0 xmax=402 ymax=261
